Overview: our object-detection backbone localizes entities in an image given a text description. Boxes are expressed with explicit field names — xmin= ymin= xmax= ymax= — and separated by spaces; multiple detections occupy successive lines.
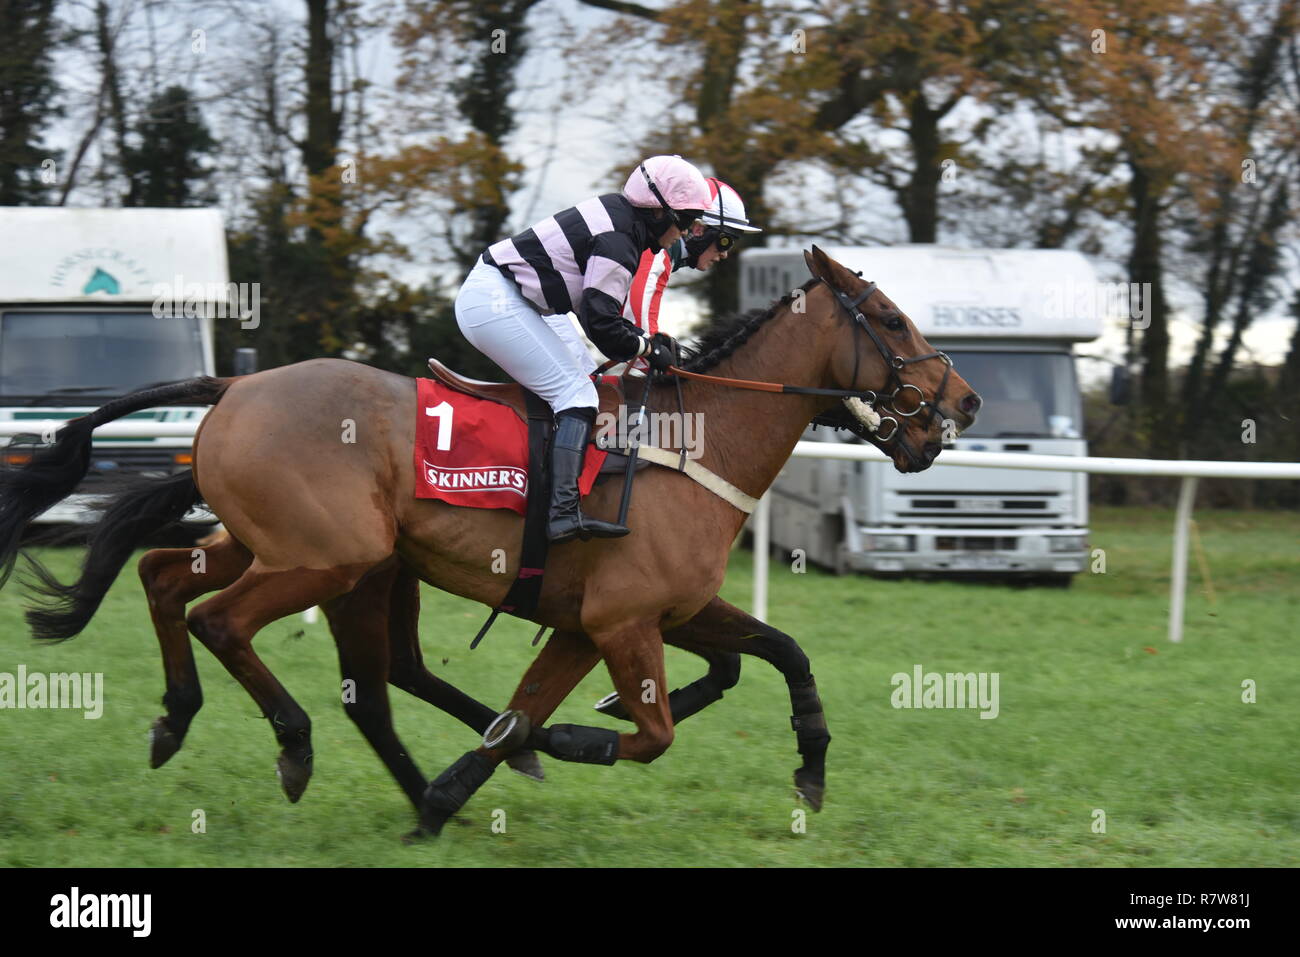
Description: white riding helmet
xmin=703 ymin=178 xmax=762 ymax=234
xmin=623 ymin=155 xmax=713 ymax=223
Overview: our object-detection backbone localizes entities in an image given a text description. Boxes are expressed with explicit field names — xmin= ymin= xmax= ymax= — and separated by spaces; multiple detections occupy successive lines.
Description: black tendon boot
xmin=548 ymin=407 xmax=629 ymax=544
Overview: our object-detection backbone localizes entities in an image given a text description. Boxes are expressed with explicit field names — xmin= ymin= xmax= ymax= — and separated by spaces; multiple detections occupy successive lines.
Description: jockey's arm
xmin=578 ymin=232 xmax=652 ymax=361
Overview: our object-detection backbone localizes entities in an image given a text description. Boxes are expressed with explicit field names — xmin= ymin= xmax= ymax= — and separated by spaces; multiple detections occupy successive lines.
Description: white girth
xmin=633 ymin=445 xmax=760 ymax=514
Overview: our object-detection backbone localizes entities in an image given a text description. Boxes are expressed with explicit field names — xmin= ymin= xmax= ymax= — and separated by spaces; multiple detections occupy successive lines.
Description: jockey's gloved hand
xmin=647 ymin=332 xmax=678 ymax=372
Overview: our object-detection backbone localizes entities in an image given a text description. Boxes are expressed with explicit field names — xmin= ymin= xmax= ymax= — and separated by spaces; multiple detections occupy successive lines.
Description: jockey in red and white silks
xmin=620 ymin=178 xmax=763 ymax=373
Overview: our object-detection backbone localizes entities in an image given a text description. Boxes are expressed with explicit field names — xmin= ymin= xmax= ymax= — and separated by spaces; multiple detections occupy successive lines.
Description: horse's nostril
xmin=960 ymin=392 xmax=982 ymax=416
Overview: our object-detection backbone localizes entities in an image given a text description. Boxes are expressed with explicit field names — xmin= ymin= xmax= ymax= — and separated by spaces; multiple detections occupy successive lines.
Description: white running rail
xmin=748 ymin=442 xmax=1300 ymax=641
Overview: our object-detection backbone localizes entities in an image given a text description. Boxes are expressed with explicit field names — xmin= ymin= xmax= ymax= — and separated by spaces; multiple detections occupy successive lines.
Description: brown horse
xmin=0 ymin=247 xmax=979 ymax=836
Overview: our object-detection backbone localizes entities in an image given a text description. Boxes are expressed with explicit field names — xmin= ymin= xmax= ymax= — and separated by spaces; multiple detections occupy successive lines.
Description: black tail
xmin=25 ymin=471 xmax=204 ymax=641
xmin=0 ymin=376 xmax=230 ymax=635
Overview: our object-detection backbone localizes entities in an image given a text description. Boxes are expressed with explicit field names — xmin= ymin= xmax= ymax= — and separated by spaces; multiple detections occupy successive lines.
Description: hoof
xmin=401 ymin=823 xmax=439 ymax=845
xmin=592 ymin=691 xmax=630 ymax=721
xmin=483 ymin=709 xmax=532 ymax=752
xmin=505 ymin=749 xmax=545 ymax=782
xmin=415 ymin=810 xmax=451 ymax=838
xmin=148 ymin=717 xmax=182 ymax=769
xmin=794 ymin=768 xmax=825 ymax=812
xmin=276 ymin=749 xmax=313 ymax=803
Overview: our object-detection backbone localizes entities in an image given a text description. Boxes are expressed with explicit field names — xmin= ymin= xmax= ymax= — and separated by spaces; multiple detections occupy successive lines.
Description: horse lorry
xmin=739 ymin=245 xmax=1105 ymax=583
xmin=0 ymin=207 xmax=229 ymax=522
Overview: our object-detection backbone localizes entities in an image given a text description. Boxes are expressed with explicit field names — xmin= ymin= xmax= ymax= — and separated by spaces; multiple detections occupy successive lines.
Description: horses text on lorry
xmin=741 ymin=245 xmax=1106 ymax=583
xmin=0 ymin=207 xmax=235 ymax=522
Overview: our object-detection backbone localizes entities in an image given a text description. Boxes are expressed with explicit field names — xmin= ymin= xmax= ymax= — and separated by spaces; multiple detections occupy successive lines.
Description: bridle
xmin=821 ymin=276 xmax=956 ymax=443
xmin=659 ymin=274 xmax=959 ymax=465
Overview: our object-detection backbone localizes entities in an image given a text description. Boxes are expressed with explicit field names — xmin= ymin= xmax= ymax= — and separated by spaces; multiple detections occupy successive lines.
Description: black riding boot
xmin=548 ymin=407 xmax=629 ymax=544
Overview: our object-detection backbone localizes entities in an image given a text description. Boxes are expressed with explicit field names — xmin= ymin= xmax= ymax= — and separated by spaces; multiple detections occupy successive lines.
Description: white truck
xmin=0 ymin=207 xmax=227 ymax=522
xmin=740 ymin=244 xmax=1106 ymax=583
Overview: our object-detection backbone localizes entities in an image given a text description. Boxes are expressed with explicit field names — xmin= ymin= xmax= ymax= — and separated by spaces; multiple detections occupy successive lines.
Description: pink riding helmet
xmin=623 ymin=155 xmax=713 ymax=214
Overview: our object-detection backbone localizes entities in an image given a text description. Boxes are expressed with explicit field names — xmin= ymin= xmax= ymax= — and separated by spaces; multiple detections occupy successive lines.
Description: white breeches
xmin=454 ymin=258 xmax=598 ymax=413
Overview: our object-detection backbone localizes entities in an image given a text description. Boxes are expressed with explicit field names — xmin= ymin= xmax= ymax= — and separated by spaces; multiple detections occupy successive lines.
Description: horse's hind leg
xmin=186 ymin=561 xmax=375 ymax=802
xmin=322 ymin=560 xmax=429 ymax=812
xmin=137 ymin=533 xmax=251 ymax=768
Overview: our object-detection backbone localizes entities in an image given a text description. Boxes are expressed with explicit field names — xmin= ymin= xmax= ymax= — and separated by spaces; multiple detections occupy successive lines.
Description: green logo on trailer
xmin=82 ymin=268 xmax=120 ymax=295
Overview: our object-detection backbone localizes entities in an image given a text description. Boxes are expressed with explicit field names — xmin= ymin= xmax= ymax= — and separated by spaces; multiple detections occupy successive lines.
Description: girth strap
xmin=633 ymin=444 xmax=760 ymax=514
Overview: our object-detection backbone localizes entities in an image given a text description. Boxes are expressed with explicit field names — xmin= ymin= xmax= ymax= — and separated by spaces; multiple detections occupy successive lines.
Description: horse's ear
xmin=804 ymin=245 xmax=832 ymax=283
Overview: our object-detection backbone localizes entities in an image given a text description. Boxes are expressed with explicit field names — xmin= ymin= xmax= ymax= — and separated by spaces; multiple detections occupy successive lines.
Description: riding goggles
xmin=684 ymin=225 xmax=741 ymax=257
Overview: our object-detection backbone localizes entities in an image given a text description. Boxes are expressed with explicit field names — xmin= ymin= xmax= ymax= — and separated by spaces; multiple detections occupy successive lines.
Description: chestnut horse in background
xmin=0 ymin=247 xmax=979 ymax=837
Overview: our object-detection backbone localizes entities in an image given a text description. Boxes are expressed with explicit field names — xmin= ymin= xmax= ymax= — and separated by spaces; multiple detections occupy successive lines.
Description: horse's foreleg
xmin=186 ymin=561 xmax=374 ymax=803
xmin=578 ymin=620 xmax=674 ymax=763
xmin=416 ymin=628 xmax=601 ymax=836
xmin=688 ymin=598 xmax=830 ymax=811
xmin=599 ymin=596 xmax=830 ymax=810
xmin=487 ymin=621 xmax=675 ymax=769
xmin=594 ymin=638 xmax=741 ymax=725
xmin=137 ymin=534 xmax=251 ymax=768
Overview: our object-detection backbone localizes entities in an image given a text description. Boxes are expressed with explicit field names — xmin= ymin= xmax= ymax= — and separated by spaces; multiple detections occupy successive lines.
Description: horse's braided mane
xmin=666 ymin=277 xmax=820 ymax=379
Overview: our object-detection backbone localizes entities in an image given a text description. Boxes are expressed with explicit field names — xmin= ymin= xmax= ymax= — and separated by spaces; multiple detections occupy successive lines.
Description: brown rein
xmin=593 ymin=359 xmax=870 ymax=400
xmin=664 ymin=365 xmax=787 ymax=393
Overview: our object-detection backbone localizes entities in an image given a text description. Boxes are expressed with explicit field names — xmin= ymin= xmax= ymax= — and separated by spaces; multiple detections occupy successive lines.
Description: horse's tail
xmin=0 ymin=376 xmax=231 ymax=640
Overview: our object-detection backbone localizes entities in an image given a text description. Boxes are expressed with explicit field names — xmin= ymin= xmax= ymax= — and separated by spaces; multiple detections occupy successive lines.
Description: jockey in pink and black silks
xmin=453 ymin=154 xmax=713 ymax=545
xmin=622 ymin=178 xmax=763 ymax=356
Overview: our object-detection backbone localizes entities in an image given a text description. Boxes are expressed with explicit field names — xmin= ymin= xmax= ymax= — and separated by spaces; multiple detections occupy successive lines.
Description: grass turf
xmin=0 ymin=506 xmax=1295 ymax=866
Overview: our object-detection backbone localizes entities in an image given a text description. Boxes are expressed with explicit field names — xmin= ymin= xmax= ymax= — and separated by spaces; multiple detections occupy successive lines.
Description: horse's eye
xmin=884 ymin=314 xmax=905 ymax=331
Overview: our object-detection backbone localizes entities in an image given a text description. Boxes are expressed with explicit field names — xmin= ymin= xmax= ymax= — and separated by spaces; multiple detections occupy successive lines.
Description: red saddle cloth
xmin=413 ymin=378 xmax=607 ymax=515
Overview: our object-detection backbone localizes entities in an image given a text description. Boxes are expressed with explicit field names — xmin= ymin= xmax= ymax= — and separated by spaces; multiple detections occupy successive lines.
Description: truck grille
xmin=899 ymin=490 xmax=1064 ymax=522
xmin=935 ymin=536 xmax=1018 ymax=551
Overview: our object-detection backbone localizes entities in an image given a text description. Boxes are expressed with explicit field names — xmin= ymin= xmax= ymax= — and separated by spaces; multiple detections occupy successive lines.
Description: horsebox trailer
xmin=0 ymin=207 xmax=228 ymax=522
xmin=739 ymin=244 xmax=1106 ymax=583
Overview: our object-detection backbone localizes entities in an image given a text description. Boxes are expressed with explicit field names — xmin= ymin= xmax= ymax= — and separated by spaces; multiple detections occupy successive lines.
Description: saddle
xmin=427 ymin=358 xmax=629 ymax=438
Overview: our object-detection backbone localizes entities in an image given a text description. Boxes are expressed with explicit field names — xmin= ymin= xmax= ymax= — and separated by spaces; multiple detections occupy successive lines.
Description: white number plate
xmin=948 ymin=554 xmax=1012 ymax=570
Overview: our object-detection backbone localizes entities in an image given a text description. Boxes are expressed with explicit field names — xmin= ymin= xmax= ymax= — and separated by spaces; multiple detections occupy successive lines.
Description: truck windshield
xmin=944 ymin=350 xmax=1082 ymax=439
xmin=0 ymin=311 xmax=206 ymax=400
